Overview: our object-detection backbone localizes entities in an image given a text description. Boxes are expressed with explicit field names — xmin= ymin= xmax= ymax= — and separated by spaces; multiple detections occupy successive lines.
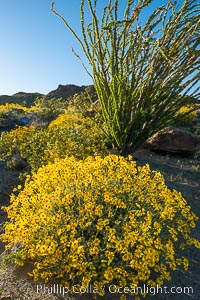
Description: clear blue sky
xmin=0 ymin=0 xmax=187 ymax=96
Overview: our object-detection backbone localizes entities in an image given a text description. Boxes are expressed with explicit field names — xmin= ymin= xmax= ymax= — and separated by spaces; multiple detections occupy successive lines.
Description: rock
xmin=7 ymin=152 xmax=30 ymax=171
xmin=146 ymin=126 xmax=200 ymax=155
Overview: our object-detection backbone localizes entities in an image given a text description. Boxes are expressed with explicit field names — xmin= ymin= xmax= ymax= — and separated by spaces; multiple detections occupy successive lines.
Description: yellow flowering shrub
xmin=0 ymin=126 xmax=37 ymax=160
xmin=175 ymin=105 xmax=197 ymax=126
xmin=0 ymin=103 xmax=39 ymax=131
xmin=0 ymin=126 xmax=36 ymax=160
xmin=0 ymin=112 xmax=106 ymax=171
xmin=0 ymin=103 xmax=38 ymax=113
xmin=1 ymin=155 xmax=199 ymax=299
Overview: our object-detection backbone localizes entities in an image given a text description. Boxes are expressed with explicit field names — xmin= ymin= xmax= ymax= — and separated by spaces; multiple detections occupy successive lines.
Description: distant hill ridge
xmin=45 ymin=84 xmax=95 ymax=100
xmin=0 ymin=92 xmax=44 ymax=107
xmin=1 ymin=84 xmax=198 ymax=107
xmin=0 ymin=84 xmax=96 ymax=107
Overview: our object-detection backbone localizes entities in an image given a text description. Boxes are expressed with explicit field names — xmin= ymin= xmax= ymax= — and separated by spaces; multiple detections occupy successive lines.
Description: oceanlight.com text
xmin=36 ymin=283 xmax=194 ymax=296
xmin=108 ymin=284 xmax=193 ymax=296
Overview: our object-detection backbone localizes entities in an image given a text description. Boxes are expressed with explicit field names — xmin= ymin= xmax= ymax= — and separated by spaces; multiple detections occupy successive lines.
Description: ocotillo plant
xmin=51 ymin=0 xmax=200 ymax=155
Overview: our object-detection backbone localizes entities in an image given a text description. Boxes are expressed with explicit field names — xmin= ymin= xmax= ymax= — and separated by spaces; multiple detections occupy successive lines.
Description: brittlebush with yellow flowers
xmin=1 ymin=155 xmax=200 ymax=299
xmin=176 ymin=105 xmax=197 ymax=126
xmin=0 ymin=112 xmax=106 ymax=171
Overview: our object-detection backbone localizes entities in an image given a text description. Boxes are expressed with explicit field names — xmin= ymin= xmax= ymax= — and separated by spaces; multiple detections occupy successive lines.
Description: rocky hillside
xmin=45 ymin=84 xmax=96 ymax=100
xmin=1 ymin=85 xmax=199 ymax=106
xmin=0 ymin=84 xmax=97 ymax=107
xmin=0 ymin=92 xmax=44 ymax=107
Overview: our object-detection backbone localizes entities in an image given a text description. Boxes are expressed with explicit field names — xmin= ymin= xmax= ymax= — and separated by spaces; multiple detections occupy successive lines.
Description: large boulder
xmin=146 ymin=126 xmax=200 ymax=155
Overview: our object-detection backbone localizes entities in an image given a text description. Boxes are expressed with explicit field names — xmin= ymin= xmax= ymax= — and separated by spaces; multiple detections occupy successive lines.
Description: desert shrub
xmin=0 ymin=126 xmax=37 ymax=162
xmin=175 ymin=105 xmax=198 ymax=126
xmin=34 ymin=97 xmax=68 ymax=123
xmin=0 ymin=103 xmax=38 ymax=131
xmin=1 ymin=155 xmax=199 ymax=299
xmin=0 ymin=111 xmax=106 ymax=171
xmin=68 ymin=92 xmax=94 ymax=116
xmin=52 ymin=0 xmax=200 ymax=154
xmin=0 ymin=103 xmax=38 ymax=120
xmin=45 ymin=112 xmax=106 ymax=160
xmin=0 ymin=103 xmax=37 ymax=113
xmin=67 ymin=86 xmax=99 ymax=117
